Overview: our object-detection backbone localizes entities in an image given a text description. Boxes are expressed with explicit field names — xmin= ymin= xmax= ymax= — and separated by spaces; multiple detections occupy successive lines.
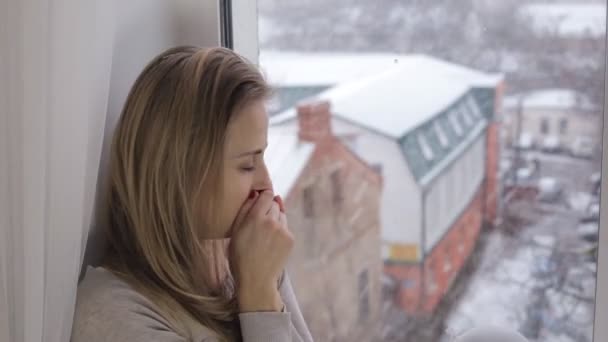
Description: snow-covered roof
xmin=521 ymin=3 xmax=606 ymax=38
xmin=261 ymin=51 xmax=503 ymax=89
xmin=269 ymin=60 xmax=499 ymax=138
xmin=504 ymin=89 xmax=596 ymax=111
xmin=265 ymin=126 xmax=315 ymax=198
xmin=260 ymin=51 xmax=403 ymax=87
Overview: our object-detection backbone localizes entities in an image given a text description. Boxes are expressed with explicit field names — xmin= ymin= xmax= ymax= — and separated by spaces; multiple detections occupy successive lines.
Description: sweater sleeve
xmin=236 ymin=272 xmax=314 ymax=342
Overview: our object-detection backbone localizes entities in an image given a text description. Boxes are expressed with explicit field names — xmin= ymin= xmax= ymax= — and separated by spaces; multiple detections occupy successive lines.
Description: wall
xmin=285 ymin=135 xmax=383 ymax=342
xmin=424 ymin=134 xmax=486 ymax=252
xmin=330 ymin=119 xmax=423 ymax=253
xmin=385 ymin=188 xmax=484 ymax=314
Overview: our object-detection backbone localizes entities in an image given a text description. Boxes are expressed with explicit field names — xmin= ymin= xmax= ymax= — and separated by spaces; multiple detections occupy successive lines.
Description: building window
xmin=303 ymin=186 xmax=314 ymax=218
xmin=418 ymin=133 xmax=434 ymax=161
xmin=540 ymin=118 xmax=550 ymax=134
xmin=358 ymin=269 xmax=370 ymax=322
xmin=434 ymin=121 xmax=449 ymax=148
xmin=449 ymin=110 xmax=463 ymax=136
xmin=461 ymin=103 xmax=473 ymax=126
xmin=560 ymin=118 xmax=568 ymax=135
xmin=331 ymin=170 xmax=343 ymax=207
xmin=467 ymin=95 xmax=483 ymax=119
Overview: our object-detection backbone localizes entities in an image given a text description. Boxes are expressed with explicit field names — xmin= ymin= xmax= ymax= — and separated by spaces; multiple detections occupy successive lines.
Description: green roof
xmin=399 ymin=91 xmax=493 ymax=183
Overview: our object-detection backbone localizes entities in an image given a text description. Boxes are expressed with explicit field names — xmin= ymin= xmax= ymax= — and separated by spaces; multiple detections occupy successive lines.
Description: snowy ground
xmin=442 ymin=153 xmax=598 ymax=342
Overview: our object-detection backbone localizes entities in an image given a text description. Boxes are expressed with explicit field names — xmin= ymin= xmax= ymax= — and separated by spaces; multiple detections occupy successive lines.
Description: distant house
xmin=503 ymin=88 xmax=601 ymax=156
xmin=266 ymin=103 xmax=384 ymax=341
xmin=263 ymin=52 xmax=504 ymax=314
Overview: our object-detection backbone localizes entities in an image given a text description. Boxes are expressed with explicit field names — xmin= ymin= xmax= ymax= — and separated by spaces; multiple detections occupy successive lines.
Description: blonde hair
xmin=102 ymin=46 xmax=271 ymax=341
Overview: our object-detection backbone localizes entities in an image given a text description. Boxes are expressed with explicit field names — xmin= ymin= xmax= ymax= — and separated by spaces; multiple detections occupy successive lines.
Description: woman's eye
xmin=241 ymin=166 xmax=255 ymax=172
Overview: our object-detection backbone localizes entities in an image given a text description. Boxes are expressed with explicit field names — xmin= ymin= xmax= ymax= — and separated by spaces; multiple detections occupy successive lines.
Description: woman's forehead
xmin=225 ymin=101 xmax=269 ymax=155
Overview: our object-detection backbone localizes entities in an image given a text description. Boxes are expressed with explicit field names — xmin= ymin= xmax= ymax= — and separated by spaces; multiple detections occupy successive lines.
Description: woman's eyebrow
xmin=232 ymin=144 xmax=268 ymax=158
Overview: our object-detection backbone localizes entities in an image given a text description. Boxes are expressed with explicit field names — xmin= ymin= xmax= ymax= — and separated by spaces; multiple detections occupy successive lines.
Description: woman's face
xmin=203 ymin=100 xmax=273 ymax=239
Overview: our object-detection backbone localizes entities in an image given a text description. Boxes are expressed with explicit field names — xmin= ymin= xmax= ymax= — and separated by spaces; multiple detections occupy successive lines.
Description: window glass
xmin=258 ymin=1 xmax=606 ymax=340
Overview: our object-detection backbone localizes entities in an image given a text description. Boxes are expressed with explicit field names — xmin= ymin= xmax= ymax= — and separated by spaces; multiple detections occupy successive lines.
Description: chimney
xmin=297 ymin=101 xmax=332 ymax=143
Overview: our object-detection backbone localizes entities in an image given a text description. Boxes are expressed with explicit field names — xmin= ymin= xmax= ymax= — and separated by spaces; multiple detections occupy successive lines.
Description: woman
xmin=72 ymin=46 xmax=313 ymax=341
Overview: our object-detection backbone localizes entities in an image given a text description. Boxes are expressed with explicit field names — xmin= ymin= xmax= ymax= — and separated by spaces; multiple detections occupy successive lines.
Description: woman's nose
xmin=254 ymin=163 xmax=273 ymax=191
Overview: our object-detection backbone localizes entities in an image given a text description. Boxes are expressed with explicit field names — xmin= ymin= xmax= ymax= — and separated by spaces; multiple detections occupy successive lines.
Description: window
xmin=258 ymin=1 xmax=605 ymax=340
xmin=541 ymin=118 xmax=550 ymax=134
xmin=302 ymin=186 xmax=314 ymax=218
xmin=435 ymin=121 xmax=449 ymax=148
xmin=560 ymin=118 xmax=568 ymax=135
xmin=330 ymin=169 xmax=343 ymax=207
xmin=467 ymin=95 xmax=483 ymax=119
xmin=418 ymin=133 xmax=434 ymax=161
xmin=449 ymin=110 xmax=463 ymax=136
xmin=461 ymin=103 xmax=474 ymax=126
xmin=358 ymin=269 xmax=370 ymax=322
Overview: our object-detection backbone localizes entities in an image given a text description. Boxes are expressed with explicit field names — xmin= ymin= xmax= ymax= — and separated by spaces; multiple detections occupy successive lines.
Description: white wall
xmin=83 ymin=0 xmax=223 ymax=269
xmin=424 ymin=133 xmax=486 ymax=252
xmin=329 ymin=120 xmax=423 ymax=247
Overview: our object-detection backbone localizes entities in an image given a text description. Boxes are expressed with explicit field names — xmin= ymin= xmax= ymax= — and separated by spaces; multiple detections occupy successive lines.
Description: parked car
xmin=577 ymin=223 xmax=599 ymax=243
xmin=537 ymin=177 xmax=563 ymax=202
xmin=571 ymin=136 xmax=595 ymax=159
xmin=514 ymin=132 xmax=535 ymax=150
xmin=581 ymin=201 xmax=600 ymax=223
xmin=540 ymin=135 xmax=560 ymax=153
xmin=590 ymin=172 xmax=601 ymax=196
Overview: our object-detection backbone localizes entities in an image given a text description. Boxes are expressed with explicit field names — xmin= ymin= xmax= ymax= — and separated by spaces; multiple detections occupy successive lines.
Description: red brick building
xmin=266 ymin=102 xmax=384 ymax=341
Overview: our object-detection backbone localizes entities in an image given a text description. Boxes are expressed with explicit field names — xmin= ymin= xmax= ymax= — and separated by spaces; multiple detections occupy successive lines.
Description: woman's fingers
xmin=274 ymin=195 xmax=285 ymax=213
xmin=268 ymin=201 xmax=281 ymax=221
xmin=251 ymin=190 xmax=275 ymax=218
xmin=231 ymin=191 xmax=259 ymax=234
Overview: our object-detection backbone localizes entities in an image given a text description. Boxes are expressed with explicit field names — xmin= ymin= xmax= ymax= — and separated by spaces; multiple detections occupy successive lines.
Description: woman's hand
xmin=229 ymin=190 xmax=294 ymax=312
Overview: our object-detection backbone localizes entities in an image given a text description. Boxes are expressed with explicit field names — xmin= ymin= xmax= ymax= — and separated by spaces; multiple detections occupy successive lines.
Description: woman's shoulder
xmin=72 ymin=267 xmax=186 ymax=342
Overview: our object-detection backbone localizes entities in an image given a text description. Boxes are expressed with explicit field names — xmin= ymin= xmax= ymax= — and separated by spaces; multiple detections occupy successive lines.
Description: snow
xmin=260 ymin=51 xmax=503 ymax=88
xmin=274 ymin=64 xmax=470 ymax=138
xmin=521 ymin=3 xmax=606 ymax=38
xmin=567 ymin=192 xmax=593 ymax=212
xmin=265 ymin=126 xmax=315 ymax=198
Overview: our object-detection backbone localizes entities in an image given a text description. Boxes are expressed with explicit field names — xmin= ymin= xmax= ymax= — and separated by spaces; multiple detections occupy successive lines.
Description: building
xmin=263 ymin=52 xmax=504 ymax=314
xmin=266 ymin=103 xmax=384 ymax=341
xmin=503 ymin=88 xmax=601 ymax=156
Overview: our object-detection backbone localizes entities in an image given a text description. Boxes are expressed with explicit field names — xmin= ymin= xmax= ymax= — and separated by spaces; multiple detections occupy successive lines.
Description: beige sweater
xmin=72 ymin=267 xmax=313 ymax=342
